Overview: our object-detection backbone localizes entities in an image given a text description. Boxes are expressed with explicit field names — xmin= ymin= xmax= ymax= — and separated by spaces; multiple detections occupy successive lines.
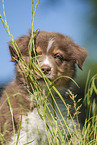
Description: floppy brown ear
xmin=63 ymin=35 xmax=88 ymax=70
xmin=70 ymin=43 xmax=88 ymax=70
xmin=9 ymin=35 xmax=30 ymax=62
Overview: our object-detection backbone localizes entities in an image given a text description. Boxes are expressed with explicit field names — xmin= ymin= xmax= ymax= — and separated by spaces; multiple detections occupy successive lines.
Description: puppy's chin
xmin=37 ymin=77 xmax=51 ymax=86
xmin=37 ymin=76 xmax=61 ymax=89
xmin=37 ymin=78 xmax=70 ymax=100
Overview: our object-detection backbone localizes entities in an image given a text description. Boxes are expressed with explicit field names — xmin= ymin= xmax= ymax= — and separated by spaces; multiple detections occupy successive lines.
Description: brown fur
xmin=0 ymin=31 xmax=88 ymax=144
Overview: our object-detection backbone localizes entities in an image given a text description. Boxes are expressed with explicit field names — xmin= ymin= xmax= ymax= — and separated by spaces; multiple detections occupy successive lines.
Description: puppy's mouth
xmin=34 ymin=70 xmax=52 ymax=82
xmin=37 ymin=77 xmax=52 ymax=82
xmin=37 ymin=75 xmax=52 ymax=82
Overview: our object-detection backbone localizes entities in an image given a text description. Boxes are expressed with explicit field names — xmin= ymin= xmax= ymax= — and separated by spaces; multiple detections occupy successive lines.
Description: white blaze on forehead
xmin=47 ymin=39 xmax=54 ymax=52
xmin=41 ymin=56 xmax=52 ymax=67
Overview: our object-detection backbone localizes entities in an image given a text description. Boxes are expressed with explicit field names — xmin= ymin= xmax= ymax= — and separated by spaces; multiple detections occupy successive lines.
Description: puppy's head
xmin=9 ymin=31 xmax=88 ymax=89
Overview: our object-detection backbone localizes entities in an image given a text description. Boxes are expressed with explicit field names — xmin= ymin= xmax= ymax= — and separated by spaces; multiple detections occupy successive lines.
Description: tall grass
xmin=82 ymin=72 xmax=97 ymax=145
xmin=0 ymin=0 xmax=97 ymax=144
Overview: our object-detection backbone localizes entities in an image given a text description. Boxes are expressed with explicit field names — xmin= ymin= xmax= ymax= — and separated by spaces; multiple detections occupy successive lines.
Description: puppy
xmin=0 ymin=31 xmax=88 ymax=144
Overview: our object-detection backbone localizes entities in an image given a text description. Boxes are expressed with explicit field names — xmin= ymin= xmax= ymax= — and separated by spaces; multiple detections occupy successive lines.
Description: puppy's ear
xmin=9 ymin=35 xmax=30 ymax=62
xmin=70 ymin=42 xmax=88 ymax=70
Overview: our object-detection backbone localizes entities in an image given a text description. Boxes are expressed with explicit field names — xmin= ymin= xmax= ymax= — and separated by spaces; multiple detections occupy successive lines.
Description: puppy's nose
xmin=41 ymin=65 xmax=51 ymax=75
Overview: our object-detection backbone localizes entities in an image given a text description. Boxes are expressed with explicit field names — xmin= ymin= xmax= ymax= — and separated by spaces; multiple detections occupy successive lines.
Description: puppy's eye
xmin=54 ymin=53 xmax=63 ymax=61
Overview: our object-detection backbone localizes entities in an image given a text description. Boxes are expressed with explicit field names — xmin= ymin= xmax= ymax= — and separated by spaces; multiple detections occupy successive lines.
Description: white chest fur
xmin=10 ymin=108 xmax=48 ymax=145
xmin=9 ymin=95 xmax=77 ymax=145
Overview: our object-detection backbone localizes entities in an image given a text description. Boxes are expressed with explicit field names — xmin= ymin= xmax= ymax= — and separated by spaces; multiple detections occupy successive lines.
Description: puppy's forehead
xmin=36 ymin=38 xmax=55 ymax=54
xmin=36 ymin=31 xmax=70 ymax=54
xmin=35 ymin=31 xmax=66 ymax=54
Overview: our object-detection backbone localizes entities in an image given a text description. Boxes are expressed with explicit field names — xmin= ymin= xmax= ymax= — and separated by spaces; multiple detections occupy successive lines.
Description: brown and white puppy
xmin=0 ymin=31 xmax=88 ymax=145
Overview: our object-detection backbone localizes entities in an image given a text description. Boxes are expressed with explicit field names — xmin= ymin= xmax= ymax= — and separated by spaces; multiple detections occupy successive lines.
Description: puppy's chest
xmin=10 ymin=108 xmax=48 ymax=145
xmin=10 ymin=98 xmax=76 ymax=145
xmin=9 ymin=88 xmax=75 ymax=145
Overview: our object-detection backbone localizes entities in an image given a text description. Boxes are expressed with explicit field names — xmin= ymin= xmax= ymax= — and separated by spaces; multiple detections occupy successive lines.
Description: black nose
xmin=41 ymin=65 xmax=51 ymax=75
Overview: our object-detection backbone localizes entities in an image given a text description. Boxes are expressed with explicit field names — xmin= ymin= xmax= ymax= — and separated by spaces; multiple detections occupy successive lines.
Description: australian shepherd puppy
xmin=0 ymin=31 xmax=88 ymax=145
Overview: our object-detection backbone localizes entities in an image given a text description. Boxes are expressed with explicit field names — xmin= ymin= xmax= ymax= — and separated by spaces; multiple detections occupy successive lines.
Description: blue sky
xmin=0 ymin=0 xmax=96 ymax=86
